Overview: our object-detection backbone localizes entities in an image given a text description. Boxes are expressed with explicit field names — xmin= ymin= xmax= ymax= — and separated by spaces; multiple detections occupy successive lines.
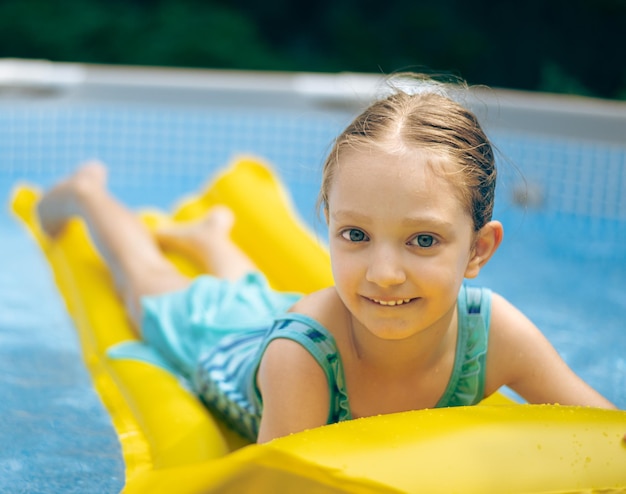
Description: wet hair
xmin=318 ymin=73 xmax=496 ymax=231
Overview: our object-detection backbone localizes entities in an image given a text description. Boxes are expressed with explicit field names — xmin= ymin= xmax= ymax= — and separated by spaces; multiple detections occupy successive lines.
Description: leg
xmin=155 ymin=206 xmax=258 ymax=281
xmin=38 ymin=162 xmax=191 ymax=330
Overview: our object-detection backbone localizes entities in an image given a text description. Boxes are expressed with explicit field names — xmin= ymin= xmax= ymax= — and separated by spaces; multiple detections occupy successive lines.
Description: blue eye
xmin=341 ymin=229 xmax=368 ymax=242
xmin=412 ymin=234 xmax=436 ymax=248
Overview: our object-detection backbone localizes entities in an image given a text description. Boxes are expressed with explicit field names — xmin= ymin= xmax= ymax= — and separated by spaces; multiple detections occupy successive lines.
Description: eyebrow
xmin=330 ymin=210 xmax=369 ymax=223
xmin=331 ymin=210 xmax=454 ymax=230
xmin=401 ymin=215 xmax=454 ymax=229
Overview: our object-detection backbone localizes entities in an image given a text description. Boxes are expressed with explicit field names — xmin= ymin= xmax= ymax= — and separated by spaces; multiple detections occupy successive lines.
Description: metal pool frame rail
xmin=1 ymin=58 xmax=625 ymax=145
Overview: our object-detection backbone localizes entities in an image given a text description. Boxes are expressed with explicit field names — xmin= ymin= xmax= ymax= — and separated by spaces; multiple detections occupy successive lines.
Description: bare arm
xmin=256 ymin=338 xmax=330 ymax=443
xmin=485 ymin=293 xmax=616 ymax=409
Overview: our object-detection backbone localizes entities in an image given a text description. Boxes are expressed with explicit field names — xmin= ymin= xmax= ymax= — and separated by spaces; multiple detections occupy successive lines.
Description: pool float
xmin=11 ymin=157 xmax=626 ymax=493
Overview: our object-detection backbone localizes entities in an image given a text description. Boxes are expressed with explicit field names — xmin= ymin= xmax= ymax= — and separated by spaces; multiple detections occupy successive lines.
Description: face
xmin=327 ymin=146 xmax=478 ymax=341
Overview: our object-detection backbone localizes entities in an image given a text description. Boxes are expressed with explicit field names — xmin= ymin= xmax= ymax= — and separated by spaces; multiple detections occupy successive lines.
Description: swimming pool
xmin=1 ymin=61 xmax=625 ymax=493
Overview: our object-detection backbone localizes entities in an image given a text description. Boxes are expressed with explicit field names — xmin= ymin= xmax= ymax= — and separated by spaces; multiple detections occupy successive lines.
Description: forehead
xmin=330 ymin=146 xmax=457 ymax=200
xmin=327 ymin=146 xmax=471 ymax=225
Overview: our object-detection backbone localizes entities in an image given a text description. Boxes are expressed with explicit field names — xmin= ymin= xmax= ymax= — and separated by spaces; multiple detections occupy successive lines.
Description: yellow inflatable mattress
xmin=11 ymin=157 xmax=626 ymax=493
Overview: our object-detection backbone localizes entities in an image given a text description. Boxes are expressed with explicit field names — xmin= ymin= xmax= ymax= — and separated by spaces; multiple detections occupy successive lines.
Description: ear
xmin=464 ymin=221 xmax=503 ymax=279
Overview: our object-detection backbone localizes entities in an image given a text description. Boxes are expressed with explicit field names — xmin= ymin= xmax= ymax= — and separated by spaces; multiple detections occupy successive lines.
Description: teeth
xmin=372 ymin=298 xmax=412 ymax=306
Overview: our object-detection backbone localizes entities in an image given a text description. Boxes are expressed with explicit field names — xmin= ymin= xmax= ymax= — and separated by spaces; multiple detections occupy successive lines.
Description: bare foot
xmin=155 ymin=206 xmax=236 ymax=258
xmin=37 ymin=162 xmax=108 ymax=238
xmin=157 ymin=206 xmax=258 ymax=278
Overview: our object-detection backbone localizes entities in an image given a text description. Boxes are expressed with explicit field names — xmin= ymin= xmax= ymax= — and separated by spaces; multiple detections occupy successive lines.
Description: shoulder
xmin=484 ymin=292 xmax=551 ymax=388
xmin=255 ymin=288 xmax=353 ymax=442
xmin=258 ymin=337 xmax=328 ymax=383
xmin=484 ymin=292 xmax=615 ymax=408
xmin=487 ymin=292 xmax=559 ymax=364
xmin=256 ymin=337 xmax=330 ymax=442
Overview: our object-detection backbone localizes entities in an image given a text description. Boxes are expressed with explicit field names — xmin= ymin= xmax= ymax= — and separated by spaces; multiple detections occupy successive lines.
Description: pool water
xmin=1 ymin=99 xmax=624 ymax=493
xmin=0 ymin=215 xmax=124 ymax=493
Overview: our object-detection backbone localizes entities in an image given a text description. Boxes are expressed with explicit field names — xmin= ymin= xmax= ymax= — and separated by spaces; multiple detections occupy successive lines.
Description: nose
xmin=365 ymin=244 xmax=407 ymax=287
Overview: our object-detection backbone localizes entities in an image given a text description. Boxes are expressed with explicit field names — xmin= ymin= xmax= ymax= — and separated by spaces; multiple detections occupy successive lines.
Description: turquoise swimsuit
xmin=109 ymin=274 xmax=491 ymax=442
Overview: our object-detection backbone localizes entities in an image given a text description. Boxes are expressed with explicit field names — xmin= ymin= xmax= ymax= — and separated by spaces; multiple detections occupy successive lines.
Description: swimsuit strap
xmin=254 ymin=313 xmax=352 ymax=423
xmin=436 ymin=285 xmax=492 ymax=407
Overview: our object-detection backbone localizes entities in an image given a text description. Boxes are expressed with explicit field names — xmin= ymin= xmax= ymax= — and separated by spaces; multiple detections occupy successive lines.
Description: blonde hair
xmin=318 ymin=73 xmax=496 ymax=231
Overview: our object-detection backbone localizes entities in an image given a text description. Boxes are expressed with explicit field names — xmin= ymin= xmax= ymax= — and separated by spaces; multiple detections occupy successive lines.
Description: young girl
xmin=37 ymin=73 xmax=616 ymax=444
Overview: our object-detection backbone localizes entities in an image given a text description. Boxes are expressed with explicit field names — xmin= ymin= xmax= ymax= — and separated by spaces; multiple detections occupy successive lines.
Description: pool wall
xmin=2 ymin=59 xmax=625 ymax=222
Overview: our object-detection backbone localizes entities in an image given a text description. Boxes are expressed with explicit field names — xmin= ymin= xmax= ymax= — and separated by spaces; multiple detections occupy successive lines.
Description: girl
xmin=37 ymin=73 xmax=616 ymax=444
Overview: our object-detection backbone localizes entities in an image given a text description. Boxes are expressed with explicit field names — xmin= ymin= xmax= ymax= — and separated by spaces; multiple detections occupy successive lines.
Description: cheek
xmin=329 ymin=245 xmax=359 ymax=286
xmin=416 ymin=250 xmax=470 ymax=286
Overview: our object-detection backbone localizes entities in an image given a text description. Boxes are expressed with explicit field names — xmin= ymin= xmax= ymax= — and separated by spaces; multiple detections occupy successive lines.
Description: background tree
xmin=0 ymin=0 xmax=623 ymax=99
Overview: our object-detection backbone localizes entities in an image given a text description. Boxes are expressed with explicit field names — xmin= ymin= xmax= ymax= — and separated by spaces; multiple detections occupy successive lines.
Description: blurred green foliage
xmin=0 ymin=0 xmax=624 ymax=99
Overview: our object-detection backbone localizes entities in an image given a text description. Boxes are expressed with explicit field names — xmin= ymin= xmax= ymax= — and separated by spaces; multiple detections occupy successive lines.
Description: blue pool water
xmin=1 ymin=98 xmax=624 ymax=493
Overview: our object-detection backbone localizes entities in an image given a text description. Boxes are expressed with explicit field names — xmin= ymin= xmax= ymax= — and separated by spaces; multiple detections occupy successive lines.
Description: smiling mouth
xmin=368 ymin=297 xmax=415 ymax=306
